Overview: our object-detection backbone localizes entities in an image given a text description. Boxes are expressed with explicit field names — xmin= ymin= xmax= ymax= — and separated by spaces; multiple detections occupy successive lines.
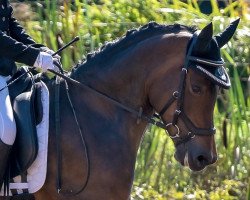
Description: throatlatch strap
xmin=159 ymin=96 xmax=176 ymax=116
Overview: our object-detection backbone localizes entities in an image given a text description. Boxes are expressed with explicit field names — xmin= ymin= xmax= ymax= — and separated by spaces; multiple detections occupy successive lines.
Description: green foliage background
xmin=13 ymin=0 xmax=250 ymax=199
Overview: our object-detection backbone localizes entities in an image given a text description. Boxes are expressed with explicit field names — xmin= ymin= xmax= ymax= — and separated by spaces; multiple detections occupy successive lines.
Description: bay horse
xmin=6 ymin=20 xmax=240 ymax=200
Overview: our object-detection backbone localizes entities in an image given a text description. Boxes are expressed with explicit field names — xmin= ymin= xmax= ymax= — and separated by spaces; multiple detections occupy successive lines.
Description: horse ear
xmin=193 ymin=22 xmax=213 ymax=53
xmin=215 ymin=18 xmax=240 ymax=48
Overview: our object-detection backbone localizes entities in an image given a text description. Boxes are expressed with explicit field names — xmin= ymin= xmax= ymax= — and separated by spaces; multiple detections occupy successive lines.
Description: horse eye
xmin=192 ymin=85 xmax=202 ymax=94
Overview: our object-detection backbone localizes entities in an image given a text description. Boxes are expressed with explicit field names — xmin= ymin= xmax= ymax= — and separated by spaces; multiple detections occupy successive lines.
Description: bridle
xmin=51 ymin=31 xmax=219 ymax=196
xmin=155 ymin=31 xmax=218 ymax=146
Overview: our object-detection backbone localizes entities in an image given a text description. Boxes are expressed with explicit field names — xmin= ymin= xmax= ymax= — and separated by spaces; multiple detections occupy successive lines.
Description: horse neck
xmin=69 ymin=54 xmax=153 ymax=158
xmin=70 ymin=32 xmax=191 ymax=142
xmin=73 ymin=50 xmax=150 ymax=114
xmin=43 ymin=33 xmax=191 ymax=197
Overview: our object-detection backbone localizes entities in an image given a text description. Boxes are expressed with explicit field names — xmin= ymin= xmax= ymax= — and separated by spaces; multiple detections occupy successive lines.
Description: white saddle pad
xmin=0 ymin=81 xmax=49 ymax=195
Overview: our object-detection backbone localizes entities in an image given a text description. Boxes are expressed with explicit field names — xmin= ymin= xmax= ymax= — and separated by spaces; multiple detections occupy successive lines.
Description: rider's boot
xmin=0 ymin=139 xmax=11 ymax=187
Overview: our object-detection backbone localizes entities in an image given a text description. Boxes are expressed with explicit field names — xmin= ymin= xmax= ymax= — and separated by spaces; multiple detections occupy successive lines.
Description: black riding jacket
xmin=0 ymin=0 xmax=42 ymax=76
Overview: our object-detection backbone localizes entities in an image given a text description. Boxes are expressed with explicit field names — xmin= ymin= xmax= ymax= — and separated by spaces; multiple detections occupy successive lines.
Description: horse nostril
xmin=196 ymin=155 xmax=209 ymax=166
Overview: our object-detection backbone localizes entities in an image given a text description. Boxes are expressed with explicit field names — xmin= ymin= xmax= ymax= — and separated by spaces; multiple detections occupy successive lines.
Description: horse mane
xmin=72 ymin=22 xmax=196 ymax=73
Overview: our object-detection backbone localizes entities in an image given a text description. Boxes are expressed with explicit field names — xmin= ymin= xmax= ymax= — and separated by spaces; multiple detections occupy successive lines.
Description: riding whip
xmin=0 ymin=36 xmax=80 ymax=92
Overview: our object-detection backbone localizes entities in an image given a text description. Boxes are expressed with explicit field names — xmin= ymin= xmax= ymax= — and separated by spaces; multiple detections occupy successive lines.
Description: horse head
xmin=149 ymin=19 xmax=239 ymax=171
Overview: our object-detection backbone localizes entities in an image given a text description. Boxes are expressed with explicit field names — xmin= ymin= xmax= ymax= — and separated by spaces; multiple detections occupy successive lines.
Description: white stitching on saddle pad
xmin=0 ymin=81 xmax=49 ymax=195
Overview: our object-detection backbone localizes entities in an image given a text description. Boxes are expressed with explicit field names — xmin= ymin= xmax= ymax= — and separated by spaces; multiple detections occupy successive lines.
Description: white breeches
xmin=0 ymin=75 xmax=16 ymax=145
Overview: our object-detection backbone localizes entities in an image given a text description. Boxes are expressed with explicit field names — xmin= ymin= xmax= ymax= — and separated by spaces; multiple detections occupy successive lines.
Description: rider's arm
xmin=0 ymin=31 xmax=40 ymax=66
xmin=8 ymin=6 xmax=60 ymax=66
xmin=0 ymin=3 xmax=57 ymax=72
xmin=0 ymin=31 xmax=55 ymax=72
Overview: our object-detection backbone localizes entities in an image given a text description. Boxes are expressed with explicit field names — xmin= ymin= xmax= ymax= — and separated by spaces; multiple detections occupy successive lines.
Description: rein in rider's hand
xmin=34 ymin=37 xmax=79 ymax=74
xmin=33 ymin=51 xmax=62 ymax=73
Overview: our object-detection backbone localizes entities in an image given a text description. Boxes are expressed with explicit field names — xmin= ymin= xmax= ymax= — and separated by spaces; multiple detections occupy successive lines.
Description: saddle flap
xmin=10 ymin=84 xmax=39 ymax=177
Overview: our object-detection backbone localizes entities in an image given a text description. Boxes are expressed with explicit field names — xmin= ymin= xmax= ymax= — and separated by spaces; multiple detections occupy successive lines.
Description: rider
xmin=0 ymin=0 xmax=58 ymax=187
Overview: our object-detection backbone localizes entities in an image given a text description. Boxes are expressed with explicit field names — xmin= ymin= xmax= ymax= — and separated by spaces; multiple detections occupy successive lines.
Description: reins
xmin=54 ymin=75 xmax=90 ymax=196
xmin=0 ymin=32 xmax=219 ymax=196
xmin=50 ymin=69 xmax=169 ymax=128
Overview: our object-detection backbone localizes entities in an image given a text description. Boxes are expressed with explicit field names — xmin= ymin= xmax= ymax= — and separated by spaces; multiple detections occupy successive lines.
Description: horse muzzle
xmin=174 ymin=140 xmax=217 ymax=171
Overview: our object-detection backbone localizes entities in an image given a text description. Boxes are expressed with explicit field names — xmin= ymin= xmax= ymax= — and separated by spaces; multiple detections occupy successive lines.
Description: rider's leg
xmin=0 ymin=75 xmax=16 ymax=187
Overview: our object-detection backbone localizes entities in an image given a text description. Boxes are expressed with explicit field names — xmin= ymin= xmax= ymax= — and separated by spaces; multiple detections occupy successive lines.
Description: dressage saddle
xmin=7 ymin=66 xmax=43 ymax=178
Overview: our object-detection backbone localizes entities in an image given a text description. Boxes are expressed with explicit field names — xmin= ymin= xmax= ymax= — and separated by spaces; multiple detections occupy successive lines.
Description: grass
xmin=15 ymin=0 xmax=250 ymax=199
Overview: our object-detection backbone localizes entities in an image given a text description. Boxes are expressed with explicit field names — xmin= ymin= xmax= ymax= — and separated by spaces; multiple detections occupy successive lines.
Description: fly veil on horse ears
xmin=157 ymin=19 xmax=240 ymax=145
xmin=186 ymin=18 xmax=240 ymax=89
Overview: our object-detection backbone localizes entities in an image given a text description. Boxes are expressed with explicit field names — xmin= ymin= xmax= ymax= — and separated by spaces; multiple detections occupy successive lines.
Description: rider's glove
xmin=40 ymin=47 xmax=62 ymax=73
xmin=41 ymin=47 xmax=60 ymax=58
xmin=33 ymin=52 xmax=55 ymax=72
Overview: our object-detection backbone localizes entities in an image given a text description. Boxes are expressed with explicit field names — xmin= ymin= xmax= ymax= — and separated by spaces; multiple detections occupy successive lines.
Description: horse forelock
xmin=71 ymin=22 xmax=196 ymax=75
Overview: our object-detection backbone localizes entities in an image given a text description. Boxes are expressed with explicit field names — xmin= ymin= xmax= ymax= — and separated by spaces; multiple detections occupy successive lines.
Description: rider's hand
xmin=33 ymin=51 xmax=55 ymax=72
xmin=53 ymin=59 xmax=62 ymax=73
xmin=41 ymin=47 xmax=61 ymax=61
xmin=41 ymin=47 xmax=62 ymax=73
